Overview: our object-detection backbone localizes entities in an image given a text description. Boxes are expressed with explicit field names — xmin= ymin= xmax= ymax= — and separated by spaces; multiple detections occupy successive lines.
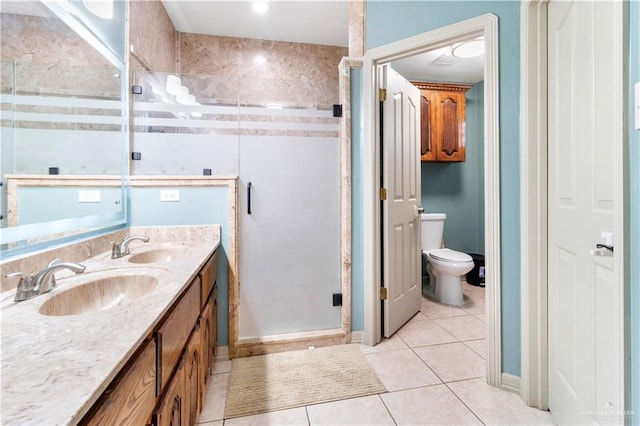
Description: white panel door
xmin=548 ymin=1 xmax=624 ymax=424
xmin=238 ymin=136 xmax=341 ymax=338
xmin=381 ymin=65 xmax=422 ymax=337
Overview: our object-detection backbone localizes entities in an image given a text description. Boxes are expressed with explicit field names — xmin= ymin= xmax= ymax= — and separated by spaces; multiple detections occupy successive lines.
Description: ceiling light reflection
xmin=252 ymin=2 xmax=269 ymax=14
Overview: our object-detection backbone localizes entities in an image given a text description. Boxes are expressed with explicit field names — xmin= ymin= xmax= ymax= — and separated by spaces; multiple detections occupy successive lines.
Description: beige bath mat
xmin=224 ymin=344 xmax=386 ymax=419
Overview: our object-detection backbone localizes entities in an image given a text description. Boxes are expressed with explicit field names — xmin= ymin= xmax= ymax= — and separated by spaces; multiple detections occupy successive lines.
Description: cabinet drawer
xmin=155 ymin=277 xmax=201 ymax=391
xmin=81 ymin=339 xmax=156 ymax=426
xmin=200 ymin=251 xmax=217 ymax=308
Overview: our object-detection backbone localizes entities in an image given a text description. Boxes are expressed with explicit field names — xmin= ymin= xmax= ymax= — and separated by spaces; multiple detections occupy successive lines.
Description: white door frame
xmin=520 ymin=0 xmax=627 ymax=409
xmin=362 ymin=13 xmax=503 ymax=387
xmin=519 ymin=0 xmax=550 ymax=408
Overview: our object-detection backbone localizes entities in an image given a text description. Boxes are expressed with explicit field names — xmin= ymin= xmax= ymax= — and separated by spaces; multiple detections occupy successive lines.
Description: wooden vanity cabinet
xmin=413 ymin=82 xmax=472 ymax=162
xmin=80 ymin=249 xmax=219 ymax=426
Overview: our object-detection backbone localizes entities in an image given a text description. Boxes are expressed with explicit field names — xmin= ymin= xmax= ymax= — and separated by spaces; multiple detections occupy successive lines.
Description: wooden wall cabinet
xmin=413 ymin=82 xmax=472 ymax=162
xmin=81 ymin=250 xmax=218 ymax=426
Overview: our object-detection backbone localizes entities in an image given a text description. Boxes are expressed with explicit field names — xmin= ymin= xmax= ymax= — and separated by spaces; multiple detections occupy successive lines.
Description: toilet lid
xmin=428 ymin=248 xmax=473 ymax=263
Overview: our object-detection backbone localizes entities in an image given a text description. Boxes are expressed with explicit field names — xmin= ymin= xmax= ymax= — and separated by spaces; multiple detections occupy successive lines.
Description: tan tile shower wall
xmin=0 ymin=13 xmax=110 ymax=68
xmin=0 ymin=13 xmax=118 ymax=97
xmin=179 ymin=33 xmax=347 ymax=106
xmin=129 ymin=0 xmax=177 ymax=73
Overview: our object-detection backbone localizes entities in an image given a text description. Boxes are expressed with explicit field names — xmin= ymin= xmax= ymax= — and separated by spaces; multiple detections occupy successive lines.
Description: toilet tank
xmin=420 ymin=213 xmax=446 ymax=250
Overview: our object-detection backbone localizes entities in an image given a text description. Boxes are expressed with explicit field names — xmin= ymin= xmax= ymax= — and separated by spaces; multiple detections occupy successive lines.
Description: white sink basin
xmin=39 ymin=275 xmax=158 ymax=316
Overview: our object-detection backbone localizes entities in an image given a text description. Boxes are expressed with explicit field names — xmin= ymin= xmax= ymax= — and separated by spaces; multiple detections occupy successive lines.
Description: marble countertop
xmin=0 ymin=238 xmax=219 ymax=425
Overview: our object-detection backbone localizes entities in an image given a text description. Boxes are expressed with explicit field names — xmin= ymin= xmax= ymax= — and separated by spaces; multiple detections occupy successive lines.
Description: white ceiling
xmin=160 ymin=0 xmax=349 ymax=47
xmin=391 ymin=46 xmax=485 ymax=84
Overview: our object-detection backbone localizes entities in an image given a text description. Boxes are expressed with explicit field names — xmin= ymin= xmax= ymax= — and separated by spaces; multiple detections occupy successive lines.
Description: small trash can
xmin=466 ymin=253 xmax=485 ymax=287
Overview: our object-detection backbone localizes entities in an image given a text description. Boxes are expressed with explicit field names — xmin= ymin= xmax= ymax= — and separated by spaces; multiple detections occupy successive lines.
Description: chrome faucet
xmin=6 ymin=259 xmax=86 ymax=302
xmin=111 ymin=235 xmax=150 ymax=259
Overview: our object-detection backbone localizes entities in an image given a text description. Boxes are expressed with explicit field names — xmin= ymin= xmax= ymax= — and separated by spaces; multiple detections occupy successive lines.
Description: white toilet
xmin=421 ymin=213 xmax=475 ymax=305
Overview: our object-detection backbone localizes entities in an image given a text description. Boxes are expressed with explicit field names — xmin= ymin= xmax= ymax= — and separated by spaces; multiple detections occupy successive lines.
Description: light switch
xmin=78 ymin=190 xmax=101 ymax=203
xmin=160 ymin=189 xmax=180 ymax=202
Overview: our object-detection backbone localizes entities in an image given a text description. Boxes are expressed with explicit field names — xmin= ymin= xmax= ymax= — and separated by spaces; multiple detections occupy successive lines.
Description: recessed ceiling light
xmin=451 ymin=38 xmax=484 ymax=58
xmin=82 ymin=0 xmax=114 ymax=19
xmin=254 ymin=55 xmax=267 ymax=65
xmin=252 ymin=2 xmax=269 ymax=14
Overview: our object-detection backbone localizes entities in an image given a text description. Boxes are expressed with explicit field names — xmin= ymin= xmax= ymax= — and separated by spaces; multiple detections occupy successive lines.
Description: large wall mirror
xmin=0 ymin=0 xmax=128 ymax=257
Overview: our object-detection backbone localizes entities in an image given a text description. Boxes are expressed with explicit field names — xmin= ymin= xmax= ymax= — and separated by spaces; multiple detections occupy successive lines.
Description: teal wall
xmin=629 ymin=0 xmax=639 ymax=422
xmin=129 ymin=186 xmax=231 ymax=347
xmin=422 ymin=82 xmax=485 ymax=255
xmin=17 ymin=187 xmax=121 ymax=225
xmin=365 ymin=0 xmax=521 ymax=375
xmin=351 ymin=68 xmax=365 ymax=332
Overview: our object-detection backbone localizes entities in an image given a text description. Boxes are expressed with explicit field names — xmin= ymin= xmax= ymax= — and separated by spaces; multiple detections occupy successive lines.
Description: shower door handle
xmin=247 ymin=182 xmax=252 ymax=215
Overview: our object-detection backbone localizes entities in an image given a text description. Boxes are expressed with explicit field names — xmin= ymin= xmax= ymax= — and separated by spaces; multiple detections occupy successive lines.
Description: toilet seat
xmin=427 ymin=248 xmax=472 ymax=264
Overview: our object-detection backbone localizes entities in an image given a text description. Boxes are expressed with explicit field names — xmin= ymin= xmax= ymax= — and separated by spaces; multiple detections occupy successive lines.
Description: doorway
xmin=362 ymin=13 xmax=503 ymax=386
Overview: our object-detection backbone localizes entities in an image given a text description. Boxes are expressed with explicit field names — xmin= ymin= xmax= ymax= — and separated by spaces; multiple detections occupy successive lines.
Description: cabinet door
xmin=200 ymin=251 xmax=217 ymax=309
xmin=419 ymin=93 xmax=436 ymax=161
xmin=185 ymin=323 xmax=203 ymax=425
xmin=201 ymin=306 xmax=212 ymax=382
xmin=153 ymin=356 xmax=186 ymax=426
xmin=210 ymin=284 xmax=217 ymax=372
xmin=81 ymin=339 xmax=156 ymax=426
xmin=434 ymin=91 xmax=466 ymax=162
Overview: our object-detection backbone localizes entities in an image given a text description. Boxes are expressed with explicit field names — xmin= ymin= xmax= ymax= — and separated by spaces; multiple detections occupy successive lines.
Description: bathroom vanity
xmin=0 ymin=228 xmax=219 ymax=425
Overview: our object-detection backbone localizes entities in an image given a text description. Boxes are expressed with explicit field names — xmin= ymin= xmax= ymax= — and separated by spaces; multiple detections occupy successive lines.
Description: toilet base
xmin=426 ymin=265 xmax=465 ymax=306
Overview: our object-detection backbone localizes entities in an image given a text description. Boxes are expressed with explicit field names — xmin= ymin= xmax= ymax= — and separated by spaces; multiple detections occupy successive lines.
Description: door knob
xmin=590 ymin=232 xmax=614 ymax=257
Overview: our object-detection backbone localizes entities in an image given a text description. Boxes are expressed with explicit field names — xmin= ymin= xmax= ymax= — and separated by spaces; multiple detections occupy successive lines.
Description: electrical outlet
xmin=160 ymin=189 xmax=180 ymax=202
xmin=78 ymin=190 xmax=101 ymax=203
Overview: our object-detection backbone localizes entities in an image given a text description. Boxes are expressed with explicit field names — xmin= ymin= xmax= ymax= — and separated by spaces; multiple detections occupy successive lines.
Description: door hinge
xmin=380 ymin=287 xmax=388 ymax=300
xmin=332 ymin=293 xmax=343 ymax=306
xmin=379 ymin=88 xmax=387 ymax=102
xmin=380 ymin=187 xmax=387 ymax=201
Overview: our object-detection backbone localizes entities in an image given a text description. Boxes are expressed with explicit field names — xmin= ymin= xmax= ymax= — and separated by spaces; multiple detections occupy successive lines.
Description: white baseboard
xmin=216 ymin=345 xmax=229 ymax=361
xmin=501 ymin=372 xmax=521 ymax=394
xmin=350 ymin=331 xmax=364 ymax=344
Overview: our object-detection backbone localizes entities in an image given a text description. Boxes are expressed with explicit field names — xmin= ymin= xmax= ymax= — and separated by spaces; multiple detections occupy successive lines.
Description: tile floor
xmin=197 ymin=282 xmax=555 ymax=425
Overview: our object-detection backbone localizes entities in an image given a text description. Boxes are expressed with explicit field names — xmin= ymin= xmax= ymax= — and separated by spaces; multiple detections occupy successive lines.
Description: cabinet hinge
xmin=380 ymin=187 xmax=387 ymax=201
xmin=379 ymin=88 xmax=387 ymax=102
xmin=380 ymin=287 xmax=388 ymax=300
